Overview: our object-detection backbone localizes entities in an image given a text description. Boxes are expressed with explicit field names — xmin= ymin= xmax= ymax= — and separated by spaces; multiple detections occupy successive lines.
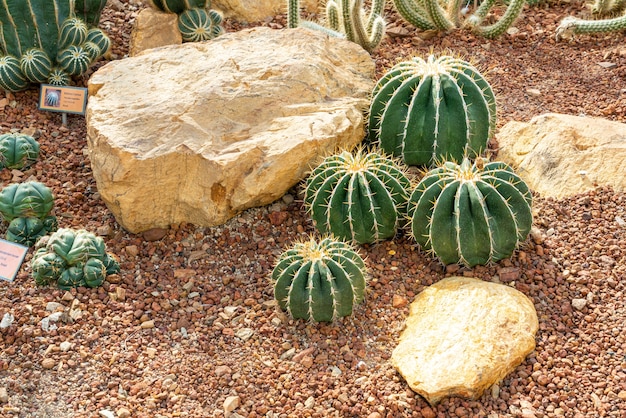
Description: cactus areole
xmin=368 ymin=55 xmax=497 ymax=167
xmin=272 ymin=237 xmax=367 ymax=322
xmin=408 ymin=158 xmax=533 ymax=267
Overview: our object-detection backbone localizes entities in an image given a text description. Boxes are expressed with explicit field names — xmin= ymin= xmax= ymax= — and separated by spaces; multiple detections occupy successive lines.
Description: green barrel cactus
xmin=0 ymin=0 xmax=111 ymax=91
xmin=31 ymin=228 xmax=120 ymax=289
xmin=0 ymin=181 xmax=54 ymax=221
xmin=0 ymin=132 xmax=40 ymax=170
xmin=6 ymin=216 xmax=57 ymax=247
xmin=368 ymin=55 xmax=497 ymax=167
xmin=86 ymin=28 xmax=111 ymax=56
xmin=150 ymin=0 xmax=209 ymax=14
xmin=408 ymin=157 xmax=533 ymax=267
xmin=304 ymin=149 xmax=412 ymax=244
xmin=272 ymin=236 xmax=367 ymax=322
xmin=178 ymin=8 xmax=224 ymax=42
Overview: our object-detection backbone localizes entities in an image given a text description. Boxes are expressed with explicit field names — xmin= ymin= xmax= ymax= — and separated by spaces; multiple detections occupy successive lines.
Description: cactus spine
xmin=305 ymin=149 xmax=412 ymax=244
xmin=408 ymin=157 xmax=533 ymax=267
xmin=369 ymin=55 xmax=496 ymax=167
xmin=272 ymin=236 xmax=367 ymax=322
xmin=287 ymin=0 xmax=386 ymax=52
xmin=391 ymin=0 xmax=524 ymax=38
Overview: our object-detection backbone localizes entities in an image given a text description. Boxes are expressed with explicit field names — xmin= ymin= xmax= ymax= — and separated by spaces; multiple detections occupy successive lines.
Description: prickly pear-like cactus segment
xmin=369 ymin=55 xmax=496 ymax=167
xmin=409 ymin=158 xmax=532 ymax=266
xmin=305 ymin=149 xmax=412 ymax=244
xmin=272 ymin=236 xmax=367 ymax=322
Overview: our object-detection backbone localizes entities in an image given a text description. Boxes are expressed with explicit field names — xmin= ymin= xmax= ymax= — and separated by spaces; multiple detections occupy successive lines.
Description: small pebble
xmin=41 ymin=358 xmax=56 ymax=369
xmin=571 ymin=298 xmax=587 ymax=311
xmin=116 ymin=407 xmax=131 ymax=418
xmin=140 ymin=320 xmax=155 ymax=329
xmin=223 ymin=395 xmax=240 ymax=413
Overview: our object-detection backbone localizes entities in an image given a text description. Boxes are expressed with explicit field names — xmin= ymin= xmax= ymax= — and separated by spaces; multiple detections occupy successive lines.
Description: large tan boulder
xmin=128 ymin=8 xmax=182 ymax=56
xmin=86 ymin=27 xmax=375 ymax=233
xmin=392 ymin=277 xmax=538 ymax=406
xmin=212 ymin=0 xmax=320 ymax=22
xmin=497 ymin=113 xmax=626 ymax=199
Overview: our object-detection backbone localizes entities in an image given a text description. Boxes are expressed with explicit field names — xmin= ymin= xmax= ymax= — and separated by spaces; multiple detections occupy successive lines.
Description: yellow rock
xmin=391 ymin=277 xmax=538 ymax=405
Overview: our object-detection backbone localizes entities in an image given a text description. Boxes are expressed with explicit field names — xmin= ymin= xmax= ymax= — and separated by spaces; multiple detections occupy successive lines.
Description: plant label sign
xmin=38 ymin=85 xmax=88 ymax=115
xmin=0 ymin=239 xmax=28 ymax=282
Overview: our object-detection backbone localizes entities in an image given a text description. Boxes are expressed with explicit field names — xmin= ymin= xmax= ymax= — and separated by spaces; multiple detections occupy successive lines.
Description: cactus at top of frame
xmin=31 ymin=228 xmax=120 ymax=289
xmin=304 ymin=149 xmax=412 ymax=244
xmin=0 ymin=0 xmax=111 ymax=91
xmin=149 ymin=0 xmax=210 ymax=14
xmin=272 ymin=236 xmax=367 ymax=322
xmin=408 ymin=157 xmax=533 ymax=267
xmin=0 ymin=181 xmax=54 ymax=222
xmin=0 ymin=132 xmax=40 ymax=170
xmin=368 ymin=54 xmax=496 ymax=167
xmin=287 ymin=0 xmax=386 ymax=52
xmin=556 ymin=13 xmax=626 ymax=40
xmin=390 ymin=0 xmax=525 ymax=38
xmin=178 ymin=8 xmax=224 ymax=42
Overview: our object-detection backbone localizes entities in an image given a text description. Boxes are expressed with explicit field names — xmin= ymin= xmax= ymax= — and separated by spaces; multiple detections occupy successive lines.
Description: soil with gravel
xmin=0 ymin=0 xmax=625 ymax=417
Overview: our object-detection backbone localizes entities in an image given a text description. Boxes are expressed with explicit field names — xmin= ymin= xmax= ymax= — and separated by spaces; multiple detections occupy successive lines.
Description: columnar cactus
xmin=408 ymin=157 xmax=533 ymax=267
xmin=0 ymin=0 xmax=111 ymax=91
xmin=368 ymin=55 xmax=496 ymax=167
xmin=148 ymin=0 xmax=224 ymax=42
xmin=31 ymin=228 xmax=120 ymax=289
xmin=556 ymin=13 xmax=626 ymax=40
xmin=304 ymin=149 xmax=412 ymax=244
xmin=390 ymin=0 xmax=525 ymax=38
xmin=272 ymin=236 xmax=367 ymax=322
xmin=0 ymin=132 xmax=40 ymax=170
xmin=287 ymin=0 xmax=386 ymax=52
xmin=0 ymin=181 xmax=57 ymax=246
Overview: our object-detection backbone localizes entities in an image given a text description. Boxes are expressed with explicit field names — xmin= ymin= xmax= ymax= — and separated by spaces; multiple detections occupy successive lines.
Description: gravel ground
xmin=0 ymin=1 xmax=625 ymax=417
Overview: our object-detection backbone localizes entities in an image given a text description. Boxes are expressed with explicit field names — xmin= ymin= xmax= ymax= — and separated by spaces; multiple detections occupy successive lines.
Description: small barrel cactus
xmin=6 ymin=216 xmax=57 ymax=247
xmin=368 ymin=55 xmax=497 ymax=167
xmin=178 ymin=8 xmax=224 ymax=42
xmin=0 ymin=132 xmax=40 ymax=170
xmin=19 ymin=48 xmax=53 ymax=84
xmin=304 ymin=149 xmax=412 ymax=244
xmin=408 ymin=157 xmax=533 ymax=267
xmin=149 ymin=0 xmax=210 ymax=14
xmin=0 ymin=55 xmax=29 ymax=92
xmin=31 ymin=228 xmax=120 ymax=289
xmin=272 ymin=236 xmax=367 ymax=322
xmin=0 ymin=181 xmax=54 ymax=222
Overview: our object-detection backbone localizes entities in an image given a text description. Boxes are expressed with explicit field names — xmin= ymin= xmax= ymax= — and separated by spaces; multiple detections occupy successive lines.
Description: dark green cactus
xmin=0 ymin=0 xmax=111 ymax=91
xmin=272 ymin=236 xmax=368 ymax=322
xmin=408 ymin=157 xmax=533 ymax=267
xmin=150 ymin=0 xmax=209 ymax=14
xmin=368 ymin=55 xmax=496 ymax=167
xmin=391 ymin=0 xmax=525 ymax=38
xmin=178 ymin=8 xmax=224 ymax=42
xmin=6 ymin=215 xmax=57 ymax=247
xmin=304 ymin=149 xmax=412 ymax=244
xmin=31 ymin=228 xmax=120 ymax=289
xmin=0 ymin=132 xmax=40 ymax=170
xmin=0 ymin=181 xmax=54 ymax=222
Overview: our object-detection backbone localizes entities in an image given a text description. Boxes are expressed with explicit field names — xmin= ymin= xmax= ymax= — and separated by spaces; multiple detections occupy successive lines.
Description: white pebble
xmin=59 ymin=341 xmax=72 ymax=352
xmin=0 ymin=313 xmax=14 ymax=329
xmin=571 ymin=298 xmax=587 ymax=311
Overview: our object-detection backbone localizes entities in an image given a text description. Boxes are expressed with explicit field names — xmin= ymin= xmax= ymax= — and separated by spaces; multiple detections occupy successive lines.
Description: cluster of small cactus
xmin=0 ymin=133 xmax=40 ymax=170
xmin=0 ymin=181 xmax=57 ymax=247
xmin=368 ymin=55 xmax=497 ymax=167
xmin=304 ymin=148 xmax=411 ymax=244
xmin=272 ymin=236 xmax=367 ymax=322
xmin=31 ymin=228 xmax=120 ymax=289
xmin=408 ymin=157 xmax=533 ymax=267
xmin=390 ymin=0 xmax=525 ymax=38
xmin=0 ymin=0 xmax=111 ymax=92
xmin=148 ymin=0 xmax=224 ymax=42
xmin=287 ymin=0 xmax=386 ymax=52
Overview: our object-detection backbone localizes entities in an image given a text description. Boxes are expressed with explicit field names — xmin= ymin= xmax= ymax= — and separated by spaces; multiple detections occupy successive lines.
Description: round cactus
xmin=150 ymin=0 xmax=210 ymax=14
xmin=178 ymin=8 xmax=224 ymax=42
xmin=85 ymin=28 xmax=111 ymax=57
xmin=57 ymin=45 xmax=92 ymax=76
xmin=5 ymin=216 xmax=56 ymax=247
xmin=0 ymin=55 xmax=29 ymax=92
xmin=408 ymin=157 xmax=533 ymax=267
xmin=0 ymin=132 xmax=40 ymax=170
xmin=48 ymin=67 xmax=71 ymax=86
xmin=19 ymin=48 xmax=53 ymax=83
xmin=31 ymin=228 xmax=119 ymax=289
xmin=0 ymin=181 xmax=54 ymax=222
xmin=304 ymin=149 xmax=412 ymax=244
xmin=368 ymin=55 xmax=497 ymax=167
xmin=272 ymin=236 xmax=367 ymax=322
xmin=58 ymin=17 xmax=89 ymax=50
